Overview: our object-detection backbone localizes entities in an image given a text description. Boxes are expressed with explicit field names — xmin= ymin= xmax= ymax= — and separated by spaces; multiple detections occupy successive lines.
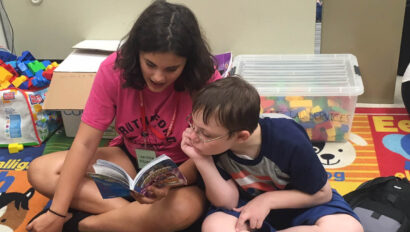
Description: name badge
xmin=135 ymin=149 xmax=157 ymax=169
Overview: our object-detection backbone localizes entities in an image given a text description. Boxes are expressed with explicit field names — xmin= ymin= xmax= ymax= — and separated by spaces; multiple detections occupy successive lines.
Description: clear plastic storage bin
xmin=233 ymin=54 xmax=364 ymax=142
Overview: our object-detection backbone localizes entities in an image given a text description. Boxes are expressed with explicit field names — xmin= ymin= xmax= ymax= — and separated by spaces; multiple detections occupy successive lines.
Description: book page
xmin=93 ymin=159 xmax=133 ymax=185
xmin=135 ymin=154 xmax=169 ymax=179
xmin=88 ymin=173 xmax=132 ymax=198
xmin=132 ymin=155 xmax=187 ymax=195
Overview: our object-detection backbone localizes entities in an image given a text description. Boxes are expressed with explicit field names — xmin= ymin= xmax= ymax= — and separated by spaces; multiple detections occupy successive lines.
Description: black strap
xmin=398 ymin=215 xmax=410 ymax=232
xmin=48 ymin=208 xmax=66 ymax=218
xmin=344 ymin=176 xmax=401 ymax=206
xmin=345 ymin=177 xmax=397 ymax=196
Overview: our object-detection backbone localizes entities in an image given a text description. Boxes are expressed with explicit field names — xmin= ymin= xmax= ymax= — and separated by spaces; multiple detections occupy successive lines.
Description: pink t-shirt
xmin=82 ymin=53 xmax=221 ymax=163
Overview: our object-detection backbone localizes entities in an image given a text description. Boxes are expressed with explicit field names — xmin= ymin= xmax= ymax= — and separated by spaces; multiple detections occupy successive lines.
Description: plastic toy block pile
xmin=260 ymin=96 xmax=354 ymax=142
xmin=0 ymin=49 xmax=59 ymax=154
xmin=0 ymin=50 xmax=58 ymax=91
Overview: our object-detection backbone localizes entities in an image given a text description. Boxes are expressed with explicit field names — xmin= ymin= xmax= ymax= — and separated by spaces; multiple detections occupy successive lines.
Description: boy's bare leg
xmin=278 ymin=214 xmax=363 ymax=232
xmin=202 ymin=212 xmax=240 ymax=232
xmin=79 ymin=185 xmax=206 ymax=232
xmin=28 ymin=147 xmax=136 ymax=213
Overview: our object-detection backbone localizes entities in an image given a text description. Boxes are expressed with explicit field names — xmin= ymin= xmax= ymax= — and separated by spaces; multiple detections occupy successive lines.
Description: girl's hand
xmin=26 ymin=210 xmax=72 ymax=232
xmin=130 ymin=185 xmax=171 ymax=204
xmin=233 ymin=196 xmax=270 ymax=232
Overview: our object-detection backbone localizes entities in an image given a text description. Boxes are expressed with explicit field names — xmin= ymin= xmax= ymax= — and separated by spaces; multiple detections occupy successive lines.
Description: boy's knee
xmin=202 ymin=214 xmax=224 ymax=232
xmin=316 ymin=214 xmax=364 ymax=232
xmin=201 ymin=217 xmax=216 ymax=232
xmin=349 ymin=220 xmax=364 ymax=232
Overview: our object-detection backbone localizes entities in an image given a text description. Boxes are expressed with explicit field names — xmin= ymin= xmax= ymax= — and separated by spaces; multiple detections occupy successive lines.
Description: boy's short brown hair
xmin=192 ymin=75 xmax=260 ymax=136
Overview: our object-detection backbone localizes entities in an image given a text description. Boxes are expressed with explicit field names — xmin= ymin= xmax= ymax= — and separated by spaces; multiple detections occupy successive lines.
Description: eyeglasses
xmin=186 ymin=114 xmax=228 ymax=143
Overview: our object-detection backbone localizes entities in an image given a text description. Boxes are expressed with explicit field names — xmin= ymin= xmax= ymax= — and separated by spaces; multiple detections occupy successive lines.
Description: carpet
xmin=0 ymin=107 xmax=408 ymax=231
xmin=0 ymin=128 xmax=111 ymax=232
xmin=0 ymin=142 xmax=49 ymax=232
xmin=319 ymin=106 xmax=409 ymax=195
xmin=0 ymin=128 xmax=93 ymax=232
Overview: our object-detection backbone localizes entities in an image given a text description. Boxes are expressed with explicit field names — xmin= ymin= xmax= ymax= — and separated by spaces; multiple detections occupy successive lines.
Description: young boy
xmin=181 ymin=76 xmax=363 ymax=232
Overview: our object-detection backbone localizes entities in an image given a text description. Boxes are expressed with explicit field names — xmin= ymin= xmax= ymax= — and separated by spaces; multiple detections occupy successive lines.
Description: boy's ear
xmin=235 ymin=130 xmax=251 ymax=143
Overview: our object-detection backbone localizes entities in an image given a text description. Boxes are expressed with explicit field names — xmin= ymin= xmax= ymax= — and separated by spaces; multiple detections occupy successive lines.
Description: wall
xmin=2 ymin=0 xmax=316 ymax=59
xmin=321 ymin=0 xmax=406 ymax=104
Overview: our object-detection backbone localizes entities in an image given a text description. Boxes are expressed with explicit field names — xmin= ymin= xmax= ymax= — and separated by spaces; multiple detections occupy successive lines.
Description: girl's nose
xmin=151 ymin=70 xmax=166 ymax=83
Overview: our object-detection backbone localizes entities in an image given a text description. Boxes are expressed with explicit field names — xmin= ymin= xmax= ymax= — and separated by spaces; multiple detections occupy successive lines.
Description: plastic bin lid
xmin=233 ymin=54 xmax=364 ymax=96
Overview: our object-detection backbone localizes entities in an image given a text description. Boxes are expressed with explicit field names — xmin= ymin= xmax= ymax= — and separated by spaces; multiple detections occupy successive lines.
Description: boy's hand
xmin=181 ymin=128 xmax=204 ymax=160
xmin=234 ymin=196 xmax=270 ymax=231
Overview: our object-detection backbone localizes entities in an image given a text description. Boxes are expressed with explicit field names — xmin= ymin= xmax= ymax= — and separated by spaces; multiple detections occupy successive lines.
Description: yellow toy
xmin=11 ymin=75 xmax=28 ymax=88
xmin=8 ymin=143 xmax=24 ymax=154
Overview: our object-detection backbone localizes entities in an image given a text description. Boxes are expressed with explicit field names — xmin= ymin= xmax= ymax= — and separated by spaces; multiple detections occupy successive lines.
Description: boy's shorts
xmin=207 ymin=189 xmax=360 ymax=232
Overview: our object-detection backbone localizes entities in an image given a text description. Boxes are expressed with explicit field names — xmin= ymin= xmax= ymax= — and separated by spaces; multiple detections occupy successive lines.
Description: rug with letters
xmin=0 ymin=107 xmax=408 ymax=231
xmin=0 ymin=128 xmax=110 ymax=232
xmin=318 ymin=106 xmax=409 ymax=195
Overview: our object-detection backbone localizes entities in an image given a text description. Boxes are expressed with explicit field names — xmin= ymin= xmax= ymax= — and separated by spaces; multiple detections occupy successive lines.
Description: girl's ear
xmin=235 ymin=130 xmax=250 ymax=143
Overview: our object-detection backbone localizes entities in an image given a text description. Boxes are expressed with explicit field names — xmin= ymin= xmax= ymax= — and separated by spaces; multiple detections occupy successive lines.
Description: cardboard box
xmin=233 ymin=54 xmax=364 ymax=142
xmin=61 ymin=110 xmax=117 ymax=138
xmin=43 ymin=40 xmax=120 ymax=138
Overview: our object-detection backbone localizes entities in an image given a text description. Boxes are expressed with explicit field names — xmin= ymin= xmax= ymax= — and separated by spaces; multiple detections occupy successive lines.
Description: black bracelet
xmin=48 ymin=208 xmax=66 ymax=218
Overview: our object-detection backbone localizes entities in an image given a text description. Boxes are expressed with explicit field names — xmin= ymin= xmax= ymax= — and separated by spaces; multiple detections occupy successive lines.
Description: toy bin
xmin=232 ymin=54 xmax=364 ymax=142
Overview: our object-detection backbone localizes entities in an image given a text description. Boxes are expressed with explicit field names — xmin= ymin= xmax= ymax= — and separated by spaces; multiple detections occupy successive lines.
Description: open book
xmin=214 ymin=52 xmax=233 ymax=77
xmin=88 ymin=154 xmax=187 ymax=199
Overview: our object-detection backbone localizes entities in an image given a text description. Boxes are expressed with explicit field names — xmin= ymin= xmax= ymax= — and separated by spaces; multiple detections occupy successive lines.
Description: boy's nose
xmin=189 ymin=130 xmax=201 ymax=144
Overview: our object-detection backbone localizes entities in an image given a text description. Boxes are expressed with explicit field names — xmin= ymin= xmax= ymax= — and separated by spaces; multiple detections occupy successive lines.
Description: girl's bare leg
xmin=79 ymin=185 xmax=206 ymax=232
xmin=28 ymin=147 xmax=136 ymax=213
xmin=29 ymin=146 xmax=207 ymax=231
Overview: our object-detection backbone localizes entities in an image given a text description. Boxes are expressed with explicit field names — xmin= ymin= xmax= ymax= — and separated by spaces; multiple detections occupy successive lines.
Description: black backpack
xmin=343 ymin=176 xmax=410 ymax=232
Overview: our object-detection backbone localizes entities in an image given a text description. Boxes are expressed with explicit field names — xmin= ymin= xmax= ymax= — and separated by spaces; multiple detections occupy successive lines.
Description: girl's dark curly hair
xmin=115 ymin=0 xmax=215 ymax=93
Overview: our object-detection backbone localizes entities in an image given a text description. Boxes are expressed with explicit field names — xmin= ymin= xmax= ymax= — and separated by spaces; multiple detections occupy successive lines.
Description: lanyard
xmin=139 ymin=91 xmax=179 ymax=142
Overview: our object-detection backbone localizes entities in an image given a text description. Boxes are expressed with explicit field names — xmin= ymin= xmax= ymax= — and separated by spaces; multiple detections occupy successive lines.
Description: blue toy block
xmin=32 ymin=74 xmax=50 ymax=87
xmin=19 ymin=81 xmax=29 ymax=89
xmin=42 ymin=60 xmax=52 ymax=67
xmin=340 ymin=124 xmax=350 ymax=132
xmin=312 ymin=111 xmax=330 ymax=121
xmin=0 ymin=51 xmax=17 ymax=62
xmin=16 ymin=62 xmax=26 ymax=72
xmin=6 ymin=61 xmax=17 ymax=68
xmin=34 ymin=70 xmax=44 ymax=78
xmin=16 ymin=62 xmax=34 ymax=77
xmin=289 ymin=107 xmax=305 ymax=118
xmin=23 ymin=69 xmax=34 ymax=77
xmin=299 ymin=122 xmax=316 ymax=128
xmin=17 ymin=51 xmax=35 ymax=63
xmin=31 ymin=78 xmax=41 ymax=87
